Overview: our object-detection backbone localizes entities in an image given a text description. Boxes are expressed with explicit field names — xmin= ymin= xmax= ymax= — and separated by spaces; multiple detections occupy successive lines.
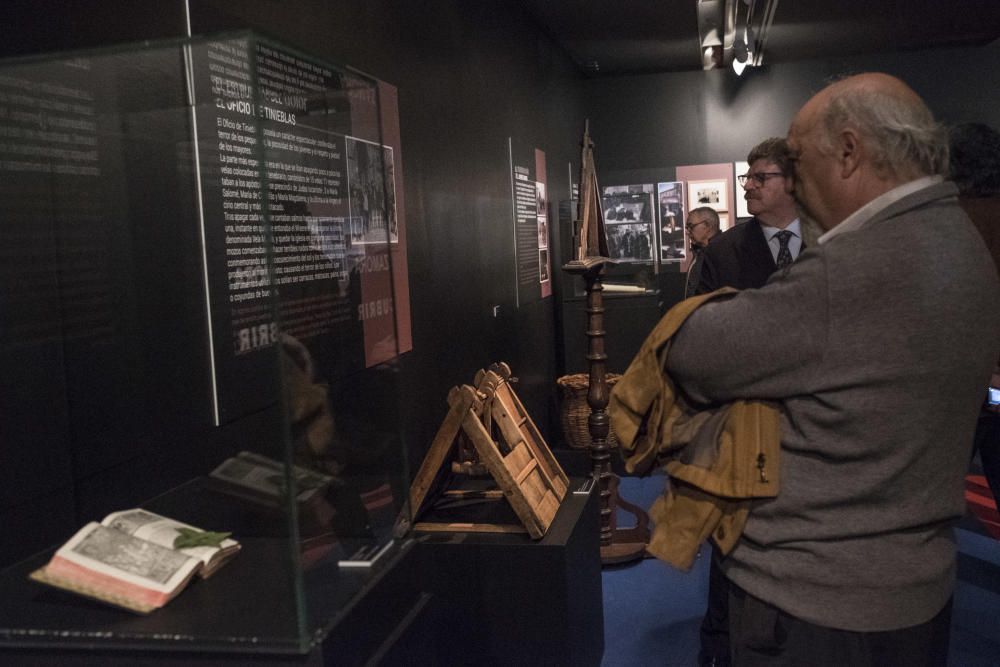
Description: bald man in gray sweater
xmin=667 ymin=73 xmax=1000 ymax=666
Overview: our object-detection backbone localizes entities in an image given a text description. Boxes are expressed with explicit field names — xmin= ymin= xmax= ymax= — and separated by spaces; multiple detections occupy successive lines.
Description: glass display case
xmin=0 ymin=31 xmax=410 ymax=657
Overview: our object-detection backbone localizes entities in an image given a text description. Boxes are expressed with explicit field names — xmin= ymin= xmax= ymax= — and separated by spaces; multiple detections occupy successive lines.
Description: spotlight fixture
xmin=732 ymin=55 xmax=747 ymax=76
xmin=732 ymin=27 xmax=749 ymax=75
xmin=702 ymin=45 xmax=723 ymax=70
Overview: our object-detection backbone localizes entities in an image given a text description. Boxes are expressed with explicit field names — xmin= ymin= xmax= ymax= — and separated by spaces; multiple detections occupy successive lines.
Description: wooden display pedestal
xmin=600 ymin=473 xmax=650 ymax=564
xmin=562 ymin=123 xmax=650 ymax=566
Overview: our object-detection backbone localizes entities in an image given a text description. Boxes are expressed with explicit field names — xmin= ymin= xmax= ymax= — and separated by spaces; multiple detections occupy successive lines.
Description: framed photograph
xmin=657 ymin=181 xmax=686 ymax=263
xmin=734 ymin=161 xmax=751 ymax=219
xmin=346 ymin=139 xmax=398 ymax=244
xmin=687 ymin=179 xmax=728 ymax=213
xmin=606 ymin=223 xmax=654 ymax=263
xmin=538 ymin=248 xmax=550 ymax=282
xmin=535 ymin=181 xmax=547 ymax=216
xmin=602 ymin=191 xmax=655 ymax=263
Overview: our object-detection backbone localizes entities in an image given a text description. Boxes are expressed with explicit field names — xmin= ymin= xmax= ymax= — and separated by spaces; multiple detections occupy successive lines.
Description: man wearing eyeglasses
xmin=696 ymin=138 xmax=802 ymax=296
xmin=693 ymin=137 xmax=802 ymax=667
xmin=683 ymin=207 xmax=722 ymax=297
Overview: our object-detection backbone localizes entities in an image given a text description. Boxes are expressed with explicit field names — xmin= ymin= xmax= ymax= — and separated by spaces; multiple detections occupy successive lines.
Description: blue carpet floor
xmin=601 ymin=474 xmax=1000 ymax=667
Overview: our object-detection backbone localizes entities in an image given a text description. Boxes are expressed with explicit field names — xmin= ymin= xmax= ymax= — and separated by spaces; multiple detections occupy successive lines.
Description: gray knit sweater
xmin=667 ymin=181 xmax=1000 ymax=632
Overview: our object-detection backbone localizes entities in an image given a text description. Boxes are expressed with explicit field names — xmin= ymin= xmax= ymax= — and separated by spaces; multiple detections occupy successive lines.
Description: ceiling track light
xmin=732 ymin=29 xmax=749 ymax=75
xmin=728 ymin=0 xmax=752 ymax=75
xmin=697 ymin=0 xmax=726 ymax=70
xmin=697 ymin=0 xmax=776 ymax=73
xmin=703 ymin=45 xmax=723 ymax=70
xmin=699 ymin=0 xmax=774 ymax=73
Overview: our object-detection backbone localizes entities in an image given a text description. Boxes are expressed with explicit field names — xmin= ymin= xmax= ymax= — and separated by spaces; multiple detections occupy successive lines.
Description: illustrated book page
xmin=101 ymin=509 xmax=240 ymax=577
xmin=31 ymin=522 xmax=202 ymax=613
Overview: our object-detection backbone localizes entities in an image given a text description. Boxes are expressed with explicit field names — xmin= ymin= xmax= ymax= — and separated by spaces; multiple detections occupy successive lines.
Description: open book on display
xmin=30 ymin=509 xmax=240 ymax=614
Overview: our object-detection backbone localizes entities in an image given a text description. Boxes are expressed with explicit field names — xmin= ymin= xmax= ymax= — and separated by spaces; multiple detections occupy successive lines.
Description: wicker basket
xmin=556 ymin=373 xmax=622 ymax=449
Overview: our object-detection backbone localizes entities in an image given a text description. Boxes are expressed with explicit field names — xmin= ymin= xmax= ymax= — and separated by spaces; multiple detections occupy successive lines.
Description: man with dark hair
xmin=668 ymin=73 xmax=999 ymax=665
xmin=950 ymin=121 xmax=1000 ymax=512
xmin=693 ymin=137 xmax=803 ymax=667
xmin=951 ymin=122 xmax=1000 ymax=262
xmin=950 ymin=123 xmax=1000 ymax=199
xmin=697 ymin=137 xmax=803 ymax=295
xmin=684 ymin=206 xmax=721 ymax=297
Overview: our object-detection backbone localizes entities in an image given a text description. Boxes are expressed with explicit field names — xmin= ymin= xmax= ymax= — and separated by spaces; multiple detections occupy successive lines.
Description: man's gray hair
xmin=820 ymin=84 xmax=948 ymax=178
xmin=689 ymin=206 xmax=720 ymax=231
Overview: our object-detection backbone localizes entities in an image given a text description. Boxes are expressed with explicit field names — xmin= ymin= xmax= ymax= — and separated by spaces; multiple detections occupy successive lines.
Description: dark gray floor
xmin=601 ymin=474 xmax=1000 ymax=667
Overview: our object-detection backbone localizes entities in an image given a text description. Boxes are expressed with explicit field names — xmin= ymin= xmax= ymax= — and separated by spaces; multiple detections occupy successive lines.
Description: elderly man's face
xmin=686 ymin=210 xmax=716 ymax=246
xmin=787 ymin=102 xmax=839 ymax=230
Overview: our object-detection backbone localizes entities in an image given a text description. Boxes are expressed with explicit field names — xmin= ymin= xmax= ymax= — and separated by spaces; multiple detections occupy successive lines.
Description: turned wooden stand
xmin=563 ymin=258 xmax=648 ymax=564
xmin=562 ymin=122 xmax=649 ymax=565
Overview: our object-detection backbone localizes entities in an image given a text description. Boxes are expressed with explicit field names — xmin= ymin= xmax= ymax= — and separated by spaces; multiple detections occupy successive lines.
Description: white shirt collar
xmin=760 ymin=218 xmax=802 ymax=240
xmin=818 ymin=175 xmax=943 ymax=245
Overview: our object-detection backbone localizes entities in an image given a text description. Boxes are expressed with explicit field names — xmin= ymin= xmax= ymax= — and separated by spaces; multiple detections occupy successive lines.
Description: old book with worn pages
xmin=29 ymin=509 xmax=240 ymax=614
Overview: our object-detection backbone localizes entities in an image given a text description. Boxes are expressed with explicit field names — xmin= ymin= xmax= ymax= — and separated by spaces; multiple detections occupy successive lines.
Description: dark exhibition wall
xmin=576 ymin=39 xmax=1000 ymax=369
xmin=0 ymin=0 xmax=586 ymax=568
xmin=586 ymin=39 xmax=1000 ymax=187
xmin=182 ymin=0 xmax=588 ymax=484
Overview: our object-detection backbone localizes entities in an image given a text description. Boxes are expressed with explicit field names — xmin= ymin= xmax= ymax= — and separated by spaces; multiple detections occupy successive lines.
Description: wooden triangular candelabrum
xmin=562 ymin=121 xmax=649 ymax=565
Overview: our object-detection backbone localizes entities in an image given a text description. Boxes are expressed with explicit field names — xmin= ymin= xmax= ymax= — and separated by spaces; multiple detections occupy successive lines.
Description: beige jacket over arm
xmin=609 ymin=290 xmax=781 ymax=570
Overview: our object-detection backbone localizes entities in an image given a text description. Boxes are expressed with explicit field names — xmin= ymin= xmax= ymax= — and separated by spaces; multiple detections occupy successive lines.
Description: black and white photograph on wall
xmin=734 ymin=161 xmax=751 ymax=219
xmin=539 ymin=248 xmax=550 ymax=282
xmin=603 ymin=191 xmax=654 ymax=263
xmin=346 ymin=138 xmax=398 ymax=245
xmin=606 ymin=222 xmax=653 ymax=262
xmin=605 ymin=199 xmax=642 ymax=222
xmin=536 ymin=181 xmax=547 ymax=215
xmin=537 ymin=215 xmax=548 ymax=249
xmin=657 ymin=181 xmax=686 ymax=263
xmin=687 ymin=179 xmax=728 ymax=213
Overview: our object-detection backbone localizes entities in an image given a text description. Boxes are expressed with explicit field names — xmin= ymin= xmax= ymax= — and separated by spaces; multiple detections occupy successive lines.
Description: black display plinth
xmin=411 ymin=478 xmax=603 ymax=667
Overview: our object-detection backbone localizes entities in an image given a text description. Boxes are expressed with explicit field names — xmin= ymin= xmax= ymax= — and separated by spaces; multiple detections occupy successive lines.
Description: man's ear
xmin=838 ymin=128 xmax=862 ymax=178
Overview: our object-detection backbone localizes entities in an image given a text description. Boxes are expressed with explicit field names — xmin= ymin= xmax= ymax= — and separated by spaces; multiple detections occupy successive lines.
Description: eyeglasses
xmin=738 ymin=172 xmax=784 ymax=187
xmin=685 ymin=220 xmax=708 ymax=232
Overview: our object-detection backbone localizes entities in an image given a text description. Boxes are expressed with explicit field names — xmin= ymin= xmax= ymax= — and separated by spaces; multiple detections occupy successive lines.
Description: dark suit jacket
xmin=696 ymin=218 xmax=784 ymax=293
